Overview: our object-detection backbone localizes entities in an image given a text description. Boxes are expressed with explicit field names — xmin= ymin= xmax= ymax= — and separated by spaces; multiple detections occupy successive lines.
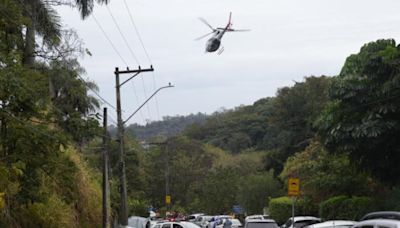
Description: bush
xmin=319 ymin=196 xmax=375 ymax=220
xmin=269 ymin=196 xmax=318 ymax=225
xmin=269 ymin=197 xmax=292 ymax=225
xmin=319 ymin=195 xmax=348 ymax=220
xmin=344 ymin=197 xmax=375 ymax=220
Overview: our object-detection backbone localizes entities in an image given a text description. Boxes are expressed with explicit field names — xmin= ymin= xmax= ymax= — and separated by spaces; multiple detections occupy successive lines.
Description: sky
xmin=56 ymin=0 xmax=400 ymax=125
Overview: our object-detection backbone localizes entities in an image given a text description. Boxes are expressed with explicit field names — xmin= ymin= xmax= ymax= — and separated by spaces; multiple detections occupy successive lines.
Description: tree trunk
xmin=22 ymin=3 xmax=36 ymax=67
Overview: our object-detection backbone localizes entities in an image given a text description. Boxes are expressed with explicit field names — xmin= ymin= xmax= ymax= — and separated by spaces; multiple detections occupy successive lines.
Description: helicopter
xmin=196 ymin=12 xmax=250 ymax=54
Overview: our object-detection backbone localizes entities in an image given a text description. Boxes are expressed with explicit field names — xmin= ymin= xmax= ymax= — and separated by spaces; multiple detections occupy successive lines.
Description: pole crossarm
xmin=117 ymin=65 xmax=154 ymax=87
xmin=123 ymin=84 xmax=174 ymax=124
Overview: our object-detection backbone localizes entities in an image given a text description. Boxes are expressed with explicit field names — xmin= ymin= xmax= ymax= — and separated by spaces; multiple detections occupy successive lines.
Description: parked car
xmin=246 ymin=215 xmax=270 ymax=222
xmin=281 ymin=216 xmax=321 ymax=228
xmin=215 ymin=218 xmax=243 ymax=228
xmin=207 ymin=216 xmax=234 ymax=228
xmin=188 ymin=214 xmax=206 ymax=222
xmin=245 ymin=219 xmax=279 ymax=228
xmin=353 ymin=219 xmax=400 ymax=228
xmin=305 ymin=220 xmax=355 ymax=228
xmin=195 ymin=215 xmax=214 ymax=228
xmin=153 ymin=221 xmax=201 ymax=228
xmin=360 ymin=212 xmax=400 ymax=221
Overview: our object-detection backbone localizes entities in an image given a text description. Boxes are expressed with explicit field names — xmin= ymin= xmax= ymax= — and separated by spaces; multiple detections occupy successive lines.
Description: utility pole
xmin=102 ymin=107 xmax=109 ymax=228
xmin=115 ymin=66 xmax=154 ymax=226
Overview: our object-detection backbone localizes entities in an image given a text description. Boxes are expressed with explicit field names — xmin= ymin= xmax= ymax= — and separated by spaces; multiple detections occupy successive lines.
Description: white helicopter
xmin=196 ymin=12 xmax=250 ymax=54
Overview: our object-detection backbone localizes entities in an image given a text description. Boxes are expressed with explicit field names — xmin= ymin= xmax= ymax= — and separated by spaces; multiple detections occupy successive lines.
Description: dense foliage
xmin=318 ymin=39 xmax=400 ymax=184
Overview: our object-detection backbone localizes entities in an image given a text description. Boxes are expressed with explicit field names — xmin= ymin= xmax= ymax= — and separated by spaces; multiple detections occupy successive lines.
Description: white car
xmin=246 ymin=215 xmax=270 ymax=222
xmin=195 ymin=215 xmax=214 ymax=228
xmin=153 ymin=221 xmax=201 ymax=228
xmin=305 ymin=220 xmax=356 ymax=228
xmin=245 ymin=219 xmax=279 ymax=228
xmin=353 ymin=219 xmax=400 ymax=228
xmin=188 ymin=214 xmax=206 ymax=222
xmin=281 ymin=216 xmax=321 ymax=228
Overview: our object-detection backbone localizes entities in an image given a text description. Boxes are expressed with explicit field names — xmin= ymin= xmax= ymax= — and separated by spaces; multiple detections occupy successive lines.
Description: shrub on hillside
xmin=319 ymin=196 xmax=374 ymax=220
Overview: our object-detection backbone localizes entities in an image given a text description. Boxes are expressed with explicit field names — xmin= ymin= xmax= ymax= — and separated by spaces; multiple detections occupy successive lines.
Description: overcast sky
xmin=56 ymin=0 xmax=400 ymax=125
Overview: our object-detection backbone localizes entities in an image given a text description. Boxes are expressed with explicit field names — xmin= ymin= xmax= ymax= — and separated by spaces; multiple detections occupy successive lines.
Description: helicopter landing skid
xmin=217 ymin=46 xmax=225 ymax=55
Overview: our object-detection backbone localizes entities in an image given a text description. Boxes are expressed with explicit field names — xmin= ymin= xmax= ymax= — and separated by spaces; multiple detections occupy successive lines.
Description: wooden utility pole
xmin=102 ymin=107 xmax=110 ymax=228
xmin=115 ymin=66 xmax=154 ymax=226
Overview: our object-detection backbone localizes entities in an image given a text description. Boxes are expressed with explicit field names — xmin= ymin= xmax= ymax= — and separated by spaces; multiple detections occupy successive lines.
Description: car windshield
xmin=294 ymin=221 xmax=320 ymax=228
xmin=247 ymin=222 xmax=278 ymax=228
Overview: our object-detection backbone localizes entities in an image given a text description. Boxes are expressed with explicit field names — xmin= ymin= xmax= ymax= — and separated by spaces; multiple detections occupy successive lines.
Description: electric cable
xmin=92 ymin=14 xmax=129 ymax=67
xmin=106 ymin=5 xmax=140 ymax=65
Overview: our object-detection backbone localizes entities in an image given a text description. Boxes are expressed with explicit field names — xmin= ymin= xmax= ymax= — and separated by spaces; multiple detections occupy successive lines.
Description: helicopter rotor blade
xmin=194 ymin=31 xmax=215 ymax=41
xmin=198 ymin=17 xmax=215 ymax=31
xmin=226 ymin=29 xmax=251 ymax=32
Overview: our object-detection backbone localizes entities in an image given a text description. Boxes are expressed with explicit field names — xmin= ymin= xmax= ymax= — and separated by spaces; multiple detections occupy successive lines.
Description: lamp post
xmin=115 ymin=66 xmax=173 ymax=225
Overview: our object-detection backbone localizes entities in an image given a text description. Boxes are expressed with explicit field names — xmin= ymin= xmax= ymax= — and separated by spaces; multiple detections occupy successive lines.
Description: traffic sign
xmin=165 ymin=195 xmax=171 ymax=204
xmin=288 ymin=178 xmax=300 ymax=197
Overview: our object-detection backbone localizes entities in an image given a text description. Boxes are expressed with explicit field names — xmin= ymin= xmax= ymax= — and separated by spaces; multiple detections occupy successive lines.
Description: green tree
xmin=237 ymin=170 xmax=282 ymax=214
xmin=317 ymin=39 xmax=400 ymax=184
xmin=266 ymin=76 xmax=331 ymax=173
xmin=280 ymin=140 xmax=371 ymax=202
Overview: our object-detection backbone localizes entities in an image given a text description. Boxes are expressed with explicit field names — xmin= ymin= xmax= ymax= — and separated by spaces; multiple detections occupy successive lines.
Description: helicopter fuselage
xmin=205 ymin=30 xmax=225 ymax=52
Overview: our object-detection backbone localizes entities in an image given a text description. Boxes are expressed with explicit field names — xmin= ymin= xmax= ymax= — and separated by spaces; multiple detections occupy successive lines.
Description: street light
xmin=123 ymin=83 xmax=174 ymax=124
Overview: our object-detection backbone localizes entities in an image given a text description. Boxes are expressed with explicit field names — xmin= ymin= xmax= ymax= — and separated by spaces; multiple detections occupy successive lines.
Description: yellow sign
xmin=288 ymin=178 xmax=300 ymax=196
xmin=165 ymin=195 xmax=171 ymax=204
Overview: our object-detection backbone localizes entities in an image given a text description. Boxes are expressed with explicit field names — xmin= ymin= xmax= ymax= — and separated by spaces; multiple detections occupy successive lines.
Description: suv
xmin=281 ymin=216 xmax=321 ymax=228
xmin=245 ymin=219 xmax=279 ymax=228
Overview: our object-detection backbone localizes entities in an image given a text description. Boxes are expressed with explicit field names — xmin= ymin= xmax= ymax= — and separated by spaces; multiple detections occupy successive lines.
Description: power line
xmin=151 ymin=72 xmax=161 ymax=121
xmin=77 ymin=75 xmax=118 ymax=111
xmin=130 ymin=81 xmax=147 ymax=124
xmin=92 ymin=14 xmax=129 ymax=67
xmin=122 ymin=0 xmax=152 ymax=64
xmin=106 ymin=5 xmax=140 ymax=65
xmin=120 ymin=0 xmax=160 ymax=123
xmin=106 ymin=4 xmax=156 ymax=124
xmin=121 ymin=1 xmax=161 ymax=122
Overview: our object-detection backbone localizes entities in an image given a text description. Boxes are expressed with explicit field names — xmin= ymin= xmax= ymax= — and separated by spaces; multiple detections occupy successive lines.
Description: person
xmin=223 ymin=218 xmax=232 ymax=228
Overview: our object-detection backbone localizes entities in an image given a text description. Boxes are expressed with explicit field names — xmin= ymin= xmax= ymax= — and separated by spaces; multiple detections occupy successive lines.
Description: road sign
xmin=288 ymin=178 xmax=300 ymax=197
xmin=165 ymin=195 xmax=171 ymax=204
xmin=232 ymin=205 xmax=244 ymax=214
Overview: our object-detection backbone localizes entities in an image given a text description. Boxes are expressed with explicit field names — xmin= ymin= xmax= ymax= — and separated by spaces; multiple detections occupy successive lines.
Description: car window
xmin=378 ymin=226 xmax=394 ymax=228
xmin=163 ymin=224 xmax=171 ymax=228
xmin=285 ymin=219 xmax=293 ymax=228
xmin=356 ymin=226 xmax=374 ymax=228
xmin=173 ymin=224 xmax=184 ymax=228
xmin=293 ymin=221 xmax=320 ymax=228
xmin=155 ymin=225 xmax=161 ymax=228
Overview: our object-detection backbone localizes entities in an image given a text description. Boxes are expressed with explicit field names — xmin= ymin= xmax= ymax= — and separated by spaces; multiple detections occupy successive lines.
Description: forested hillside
xmin=122 ymin=113 xmax=208 ymax=140
xmin=129 ymin=39 xmax=400 ymax=217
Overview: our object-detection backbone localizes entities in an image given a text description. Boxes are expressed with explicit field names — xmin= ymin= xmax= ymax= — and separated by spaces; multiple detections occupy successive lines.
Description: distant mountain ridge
xmin=123 ymin=113 xmax=208 ymax=140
